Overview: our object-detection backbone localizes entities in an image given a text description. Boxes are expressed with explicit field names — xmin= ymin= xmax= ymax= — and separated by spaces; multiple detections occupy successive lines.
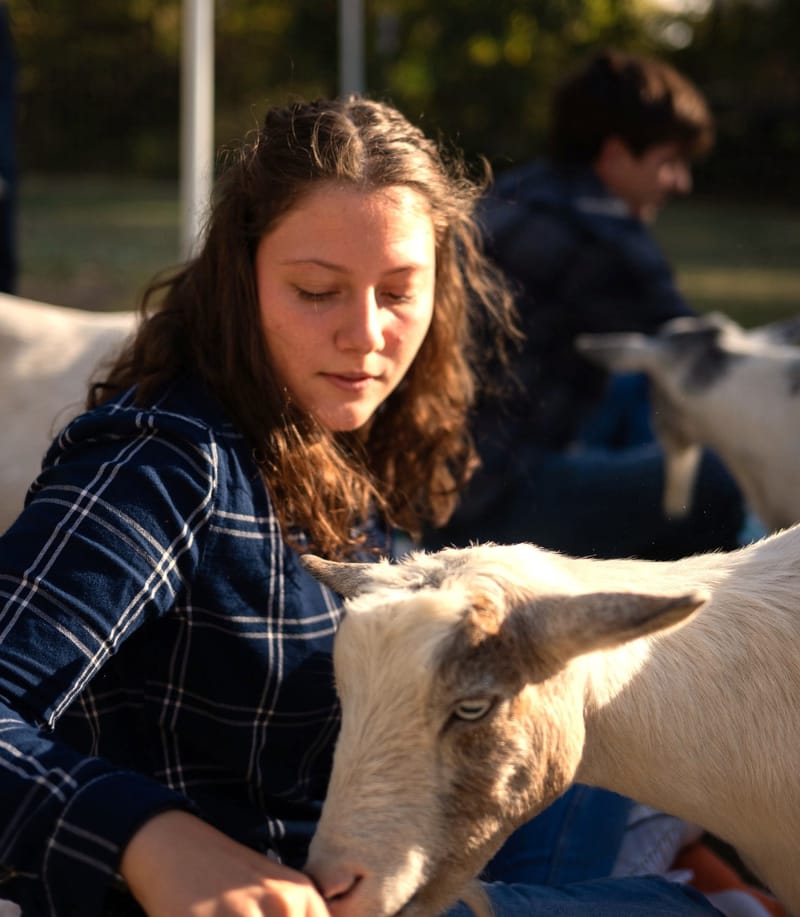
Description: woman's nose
xmin=336 ymin=292 xmax=385 ymax=352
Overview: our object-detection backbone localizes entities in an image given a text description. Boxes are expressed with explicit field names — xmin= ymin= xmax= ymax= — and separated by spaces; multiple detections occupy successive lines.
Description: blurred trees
xmin=10 ymin=1 xmax=183 ymax=175
xmin=6 ymin=0 xmax=800 ymax=200
xmin=367 ymin=0 xmax=648 ymax=170
xmin=672 ymin=0 xmax=800 ymax=200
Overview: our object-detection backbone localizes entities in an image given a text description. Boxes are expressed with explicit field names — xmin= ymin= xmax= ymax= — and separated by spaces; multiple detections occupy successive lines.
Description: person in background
xmin=425 ymin=47 xmax=746 ymax=561
xmin=425 ymin=48 xmax=781 ymax=917
xmin=0 ymin=96 xmax=724 ymax=917
xmin=0 ymin=1 xmax=17 ymax=293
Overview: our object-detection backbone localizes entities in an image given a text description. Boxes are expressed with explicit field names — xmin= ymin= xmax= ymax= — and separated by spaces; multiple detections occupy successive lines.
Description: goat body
xmin=0 ymin=293 xmax=135 ymax=533
xmin=576 ymin=311 xmax=800 ymax=531
xmin=302 ymin=530 xmax=800 ymax=916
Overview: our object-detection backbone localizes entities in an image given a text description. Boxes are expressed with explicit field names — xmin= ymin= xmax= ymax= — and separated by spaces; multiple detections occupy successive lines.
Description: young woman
xmin=0 ymin=97 xmax=721 ymax=916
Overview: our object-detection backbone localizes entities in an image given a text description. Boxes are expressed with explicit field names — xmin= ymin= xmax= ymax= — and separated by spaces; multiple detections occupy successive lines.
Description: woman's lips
xmin=322 ymin=371 xmax=377 ymax=392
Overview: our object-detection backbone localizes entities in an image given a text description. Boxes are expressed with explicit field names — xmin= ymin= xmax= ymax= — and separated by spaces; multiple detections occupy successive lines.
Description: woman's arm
xmin=0 ymin=402 xmax=217 ymax=913
xmin=121 ymin=810 xmax=330 ymax=917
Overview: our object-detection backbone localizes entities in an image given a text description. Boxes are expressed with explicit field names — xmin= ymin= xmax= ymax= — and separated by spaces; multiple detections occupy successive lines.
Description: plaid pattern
xmin=0 ymin=377 xmax=361 ymax=916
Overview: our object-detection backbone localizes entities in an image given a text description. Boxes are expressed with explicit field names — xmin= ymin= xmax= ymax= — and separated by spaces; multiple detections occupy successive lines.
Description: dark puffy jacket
xmin=479 ymin=159 xmax=694 ymax=448
xmin=425 ymin=160 xmax=745 ymax=559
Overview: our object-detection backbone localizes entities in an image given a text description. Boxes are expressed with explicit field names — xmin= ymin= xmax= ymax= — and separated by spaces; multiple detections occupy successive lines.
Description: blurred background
xmin=5 ymin=0 xmax=800 ymax=324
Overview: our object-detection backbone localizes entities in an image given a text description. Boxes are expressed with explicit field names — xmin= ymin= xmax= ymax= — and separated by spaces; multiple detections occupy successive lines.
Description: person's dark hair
xmin=89 ymin=96 xmax=518 ymax=559
xmin=549 ymin=48 xmax=714 ymax=164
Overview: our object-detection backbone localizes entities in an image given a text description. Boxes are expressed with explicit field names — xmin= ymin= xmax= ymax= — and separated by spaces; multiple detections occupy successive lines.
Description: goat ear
xmin=574 ymin=332 xmax=661 ymax=374
xmin=517 ymin=590 xmax=708 ymax=663
xmin=299 ymin=555 xmax=376 ymax=598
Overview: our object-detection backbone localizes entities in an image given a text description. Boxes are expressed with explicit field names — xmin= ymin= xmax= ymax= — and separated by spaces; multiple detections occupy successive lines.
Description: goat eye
xmin=453 ymin=698 xmax=493 ymax=722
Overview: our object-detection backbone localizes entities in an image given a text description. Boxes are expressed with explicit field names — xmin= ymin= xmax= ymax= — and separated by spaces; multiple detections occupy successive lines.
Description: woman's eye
xmin=381 ymin=291 xmax=413 ymax=305
xmin=293 ymin=285 xmax=415 ymax=305
xmin=452 ymin=698 xmax=493 ymax=722
xmin=296 ymin=287 xmax=337 ymax=302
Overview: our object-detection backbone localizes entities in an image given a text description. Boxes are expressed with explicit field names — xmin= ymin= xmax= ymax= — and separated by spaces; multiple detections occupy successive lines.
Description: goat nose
xmin=308 ymin=864 xmax=365 ymax=914
xmin=326 ymin=880 xmax=367 ymax=917
xmin=324 ymin=871 xmax=362 ymax=901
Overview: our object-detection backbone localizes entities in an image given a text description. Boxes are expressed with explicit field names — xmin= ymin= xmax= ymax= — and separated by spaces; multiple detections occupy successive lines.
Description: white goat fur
xmin=576 ymin=311 xmax=800 ymax=531
xmin=0 ymin=293 xmax=136 ymax=534
xmin=302 ymin=530 xmax=800 ymax=917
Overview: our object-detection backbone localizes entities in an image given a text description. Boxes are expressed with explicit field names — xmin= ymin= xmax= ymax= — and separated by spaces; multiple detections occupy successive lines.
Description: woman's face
xmin=256 ymin=183 xmax=436 ymax=432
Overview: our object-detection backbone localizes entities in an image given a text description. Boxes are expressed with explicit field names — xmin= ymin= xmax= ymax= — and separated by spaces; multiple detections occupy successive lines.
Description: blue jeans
xmin=484 ymin=785 xmax=632 ymax=883
xmin=425 ymin=372 xmax=745 ymax=562
xmin=447 ymin=876 xmax=721 ymax=915
xmin=444 ymin=786 xmax=721 ymax=915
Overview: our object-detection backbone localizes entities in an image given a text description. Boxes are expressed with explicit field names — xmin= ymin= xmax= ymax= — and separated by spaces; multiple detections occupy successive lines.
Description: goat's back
xmin=0 ymin=294 xmax=136 ymax=533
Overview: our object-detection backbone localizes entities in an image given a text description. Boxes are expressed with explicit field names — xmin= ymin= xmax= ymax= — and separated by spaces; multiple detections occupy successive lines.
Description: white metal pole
xmin=339 ymin=0 xmax=365 ymax=96
xmin=180 ymin=0 xmax=215 ymax=259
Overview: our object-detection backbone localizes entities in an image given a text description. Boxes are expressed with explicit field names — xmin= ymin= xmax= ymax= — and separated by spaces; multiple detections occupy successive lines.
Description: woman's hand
xmin=120 ymin=809 xmax=330 ymax=916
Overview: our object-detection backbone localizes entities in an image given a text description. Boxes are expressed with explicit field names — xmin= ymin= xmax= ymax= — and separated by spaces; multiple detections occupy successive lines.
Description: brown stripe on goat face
xmin=429 ymin=590 xmax=587 ymax=872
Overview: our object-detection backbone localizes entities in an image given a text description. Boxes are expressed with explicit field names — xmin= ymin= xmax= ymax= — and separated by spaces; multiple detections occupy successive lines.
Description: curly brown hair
xmin=90 ymin=97 xmax=518 ymax=558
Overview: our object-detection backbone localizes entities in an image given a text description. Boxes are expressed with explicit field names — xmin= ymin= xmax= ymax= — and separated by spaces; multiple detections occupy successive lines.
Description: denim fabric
xmin=461 ymin=787 xmax=724 ymax=915
xmin=426 ymin=371 xmax=744 ymax=561
xmin=484 ymin=786 xmax=633 ymax=885
xmin=446 ymin=876 xmax=722 ymax=916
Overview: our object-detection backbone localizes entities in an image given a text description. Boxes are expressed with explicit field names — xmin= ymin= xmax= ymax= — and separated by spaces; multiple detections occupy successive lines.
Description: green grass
xmin=654 ymin=197 xmax=800 ymax=327
xmin=15 ymin=177 xmax=800 ymax=326
xmin=17 ymin=175 xmax=181 ymax=312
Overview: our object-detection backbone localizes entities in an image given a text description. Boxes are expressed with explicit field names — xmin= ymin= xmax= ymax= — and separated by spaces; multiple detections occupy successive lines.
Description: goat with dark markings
xmin=576 ymin=311 xmax=800 ymax=531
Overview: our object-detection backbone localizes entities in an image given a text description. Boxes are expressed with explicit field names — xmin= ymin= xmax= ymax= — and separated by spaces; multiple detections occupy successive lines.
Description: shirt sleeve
xmin=0 ymin=400 xmax=218 ymax=915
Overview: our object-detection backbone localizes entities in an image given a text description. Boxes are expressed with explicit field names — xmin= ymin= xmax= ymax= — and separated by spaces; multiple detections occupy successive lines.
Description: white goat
xmin=576 ymin=311 xmax=800 ymax=531
xmin=0 ymin=293 xmax=136 ymax=533
xmin=302 ymin=529 xmax=800 ymax=917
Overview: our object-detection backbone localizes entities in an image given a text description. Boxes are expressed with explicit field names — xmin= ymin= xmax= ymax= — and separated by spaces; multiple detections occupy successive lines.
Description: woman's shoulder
xmin=64 ymin=375 xmax=238 ymax=448
xmin=41 ymin=374 xmax=257 ymax=499
xmin=28 ymin=374 xmax=272 ymax=547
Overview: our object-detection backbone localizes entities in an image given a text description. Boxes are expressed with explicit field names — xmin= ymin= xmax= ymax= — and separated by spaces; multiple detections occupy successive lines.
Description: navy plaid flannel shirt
xmin=0 ymin=376 xmax=369 ymax=916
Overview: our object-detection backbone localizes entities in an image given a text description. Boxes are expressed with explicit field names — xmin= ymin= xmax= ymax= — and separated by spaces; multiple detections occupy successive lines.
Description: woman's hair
xmin=549 ymin=48 xmax=715 ymax=165
xmin=90 ymin=96 xmax=518 ymax=558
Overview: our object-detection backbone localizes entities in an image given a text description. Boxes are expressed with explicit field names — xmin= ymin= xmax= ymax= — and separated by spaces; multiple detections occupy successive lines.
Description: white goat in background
xmin=302 ymin=529 xmax=800 ymax=917
xmin=0 ymin=293 xmax=135 ymax=533
xmin=576 ymin=311 xmax=800 ymax=531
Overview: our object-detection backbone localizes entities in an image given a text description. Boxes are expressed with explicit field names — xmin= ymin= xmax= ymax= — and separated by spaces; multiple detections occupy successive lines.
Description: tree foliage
xmin=11 ymin=1 xmax=182 ymax=175
xmin=6 ymin=0 xmax=800 ymax=199
xmin=368 ymin=0 xmax=648 ymax=169
xmin=671 ymin=0 xmax=800 ymax=199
